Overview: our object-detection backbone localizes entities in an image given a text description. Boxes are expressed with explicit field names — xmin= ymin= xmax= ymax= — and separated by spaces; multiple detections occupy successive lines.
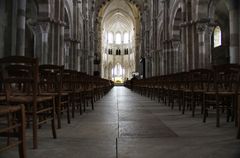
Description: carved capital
xmin=196 ymin=23 xmax=208 ymax=33
xmin=26 ymin=19 xmax=41 ymax=34
xmin=39 ymin=22 xmax=50 ymax=33
xmin=171 ymin=39 xmax=181 ymax=49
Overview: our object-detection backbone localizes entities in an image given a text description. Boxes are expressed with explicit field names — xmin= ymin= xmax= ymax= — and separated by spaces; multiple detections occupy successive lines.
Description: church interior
xmin=0 ymin=0 xmax=240 ymax=157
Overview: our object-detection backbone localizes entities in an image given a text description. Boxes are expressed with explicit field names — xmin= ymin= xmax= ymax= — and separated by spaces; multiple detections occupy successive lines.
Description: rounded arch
xmin=169 ymin=0 xmax=182 ymax=40
xmin=210 ymin=0 xmax=230 ymax=65
xmin=171 ymin=8 xmax=182 ymax=40
xmin=213 ymin=26 xmax=222 ymax=48
xmin=123 ymin=32 xmax=129 ymax=44
xmin=209 ymin=0 xmax=230 ymax=47
xmin=157 ymin=22 xmax=163 ymax=50
xmin=64 ymin=0 xmax=73 ymax=38
xmin=64 ymin=9 xmax=70 ymax=38
xmin=107 ymin=31 xmax=114 ymax=43
xmin=115 ymin=32 xmax=122 ymax=44
xmin=103 ymin=8 xmax=135 ymax=24
xmin=25 ymin=0 xmax=39 ymax=57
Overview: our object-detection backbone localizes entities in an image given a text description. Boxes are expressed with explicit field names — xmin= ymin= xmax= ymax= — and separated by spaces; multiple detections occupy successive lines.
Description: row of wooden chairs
xmin=129 ymin=64 xmax=240 ymax=139
xmin=0 ymin=105 xmax=26 ymax=158
xmin=0 ymin=56 xmax=114 ymax=158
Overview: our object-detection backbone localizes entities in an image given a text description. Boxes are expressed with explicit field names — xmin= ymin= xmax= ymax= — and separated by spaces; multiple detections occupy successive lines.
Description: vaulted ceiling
xmin=97 ymin=0 xmax=141 ymax=33
xmin=96 ymin=0 xmax=145 ymax=14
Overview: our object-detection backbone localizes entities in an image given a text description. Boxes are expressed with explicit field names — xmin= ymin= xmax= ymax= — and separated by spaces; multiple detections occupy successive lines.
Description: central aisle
xmin=1 ymin=86 xmax=239 ymax=158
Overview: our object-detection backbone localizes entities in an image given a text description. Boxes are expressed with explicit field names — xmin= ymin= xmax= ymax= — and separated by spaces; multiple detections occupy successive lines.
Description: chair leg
xmin=71 ymin=95 xmax=75 ymax=118
xmin=79 ymin=96 xmax=83 ymax=115
xmin=91 ymin=97 xmax=94 ymax=110
xmin=57 ymin=106 xmax=61 ymax=129
xmin=182 ymin=102 xmax=185 ymax=114
xmin=19 ymin=105 xmax=27 ymax=158
xmin=32 ymin=104 xmax=38 ymax=149
xmin=84 ymin=98 xmax=86 ymax=112
xmin=216 ymin=96 xmax=220 ymax=127
xmin=67 ymin=98 xmax=71 ymax=124
xmin=52 ymin=98 xmax=57 ymax=139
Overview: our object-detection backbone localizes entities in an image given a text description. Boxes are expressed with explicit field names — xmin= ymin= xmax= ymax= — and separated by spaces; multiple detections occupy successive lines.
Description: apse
xmin=99 ymin=0 xmax=140 ymax=83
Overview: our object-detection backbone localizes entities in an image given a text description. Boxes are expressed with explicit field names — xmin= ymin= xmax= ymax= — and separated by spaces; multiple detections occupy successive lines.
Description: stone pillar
xmin=59 ymin=0 xmax=65 ymax=66
xmin=163 ymin=43 xmax=167 ymax=75
xmin=64 ymin=41 xmax=70 ymax=69
xmin=192 ymin=22 xmax=198 ymax=69
xmin=186 ymin=22 xmax=195 ymax=70
xmin=83 ymin=19 xmax=89 ymax=73
xmin=155 ymin=52 xmax=158 ymax=76
xmin=170 ymin=41 xmax=174 ymax=73
xmin=60 ymin=23 xmax=64 ymax=65
xmin=32 ymin=22 xmax=49 ymax=64
xmin=196 ymin=21 xmax=212 ymax=68
xmin=53 ymin=21 xmax=61 ymax=65
xmin=153 ymin=51 xmax=156 ymax=76
xmin=48 ymin=22 xmax=54 ymax=64
xmin=229 ymin=0 xmax=239 ymax=64
xmin=16 ymin=0 xmax=26 ymax=56
xmin=167 ymin=41 xmax=173 ymax=74
xmin=76 ymin=43 xmax=80 ymax=71
xmin=181 ymin=1 xmax=187 ymax=72
xmin=197 ymin=23 xmax=206 ymax=68
xmin=172 ymin=40 xmax=181 ymax=73
xmin=69 ymin=41 xmax=74 ymax=69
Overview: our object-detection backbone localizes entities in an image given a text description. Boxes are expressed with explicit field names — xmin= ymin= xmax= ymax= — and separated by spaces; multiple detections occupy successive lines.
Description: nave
xmin=1 ymin=87 xmax=239 ymax=158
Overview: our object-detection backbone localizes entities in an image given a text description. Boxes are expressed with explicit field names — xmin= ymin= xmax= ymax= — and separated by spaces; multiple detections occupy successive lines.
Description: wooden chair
xmin=0 ymin=105 xmax=26 ymax=158
xmin=0 ymin=56 xmax=56 ymax=149
xmin=62 ymin=70 xmax=81 ymax=117
xmin=80 ymin=73 xmax=94 ymax=112
xmin=39 ymin=65 xmax=70 ymax=129
xmin=183 ymin=69 xmax=211 ymax=116
xmin=203 ymin=65 xmax=239 ymax=127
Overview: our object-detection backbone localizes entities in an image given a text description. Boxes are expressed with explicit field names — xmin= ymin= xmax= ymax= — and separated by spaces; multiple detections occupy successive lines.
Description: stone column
xmin=16 ymin=0 xmax=26 ymax=56
xmin=64 ymin=41 xmax=70 ymax=69
xmin=181 ymin=27 xmax=187 ymax=72
xmin=59 ymin=0 xmax=65 ymax=65
xmin=83 ymin=19 xmax=89 ymax=73
xmin=76 ymin=43 xmax=80 ymax=71
xmin=167 ymin=41 xmax=172 ymax=74
xmin=69 ymin=41 xmax=74 ymax=69
xmin=60 ymin=23 xmax=65 ymax=65
xmin=197 ymin=23 xmax=206 ymax=68
xmin=192 ymin=22 xmax=198 ymax=69
xmin=164 ymin=44 xmax=168 ymax=75
xmin=39 ymin=22 xmax=50 ymax=64
xmin=160 ymin=50 xmax=164 ymax=75
xmin=27 ymin=23 xmax=40 ymax=59
xmin=155 ymin=51 xmax=159 ymax=75
xmin=229 ymin=0 xmax=239 ymax=64
xmin=172 ymin=40 xmax=181 ymax=73
xmin=153 ymin=51 xmax=156 ymax=76
xmin=48 ymin=22 xmax=54 ymax=64
xmin=196 ymin=21 xmax=213 ymax=68
xmin=53 ymin=22 xmax=61 ymax=65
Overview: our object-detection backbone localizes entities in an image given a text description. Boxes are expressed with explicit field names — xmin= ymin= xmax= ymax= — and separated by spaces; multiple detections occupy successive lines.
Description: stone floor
xmin=1 ymin=86 xmax=240 ymax=158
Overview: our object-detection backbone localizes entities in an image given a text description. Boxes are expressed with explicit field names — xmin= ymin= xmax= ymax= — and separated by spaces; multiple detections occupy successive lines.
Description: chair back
xmin=39 ymin=65 xmax=64 ymax=94
xmin=0 ymin=56 xmax=38 ymax=101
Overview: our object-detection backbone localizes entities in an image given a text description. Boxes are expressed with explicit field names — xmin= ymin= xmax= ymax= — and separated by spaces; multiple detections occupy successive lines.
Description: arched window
xmin=213 ymin=26 xmax=222 ymax=48
xmin=116 ymin=33 xmax=122 ymax=44
xmin=124 ymin=32 xmax=129 ymax=44
xmin=112 ymin=63 xmax=124 ymax=76
xmin=108 ymin=32 xmax=113 ymax=44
